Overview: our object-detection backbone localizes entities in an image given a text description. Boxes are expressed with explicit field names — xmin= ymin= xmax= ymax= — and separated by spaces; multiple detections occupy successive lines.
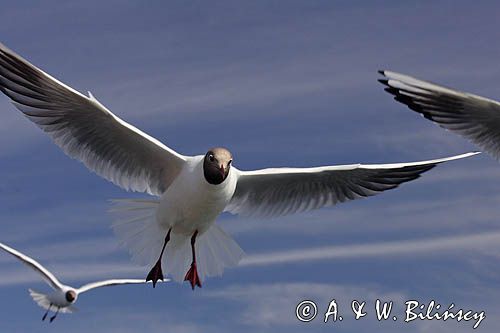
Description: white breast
xmin=156 ymin=155 xmax=237 ymax=235
xmin=48 ymin=290 xmax=71 ymax=308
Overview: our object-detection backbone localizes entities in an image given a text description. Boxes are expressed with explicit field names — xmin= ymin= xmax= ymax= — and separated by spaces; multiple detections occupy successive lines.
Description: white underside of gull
xmin=0 ymin=43 xmax=480 ymax=285
xmin=157 ymin=155 xmax=237 ymax=235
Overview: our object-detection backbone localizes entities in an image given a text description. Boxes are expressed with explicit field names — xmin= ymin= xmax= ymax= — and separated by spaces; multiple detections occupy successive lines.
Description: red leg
xmin=146 ymin=228 xmax=171 ymax=288
xmin=184 ymin=230 xmax=202 ymax=290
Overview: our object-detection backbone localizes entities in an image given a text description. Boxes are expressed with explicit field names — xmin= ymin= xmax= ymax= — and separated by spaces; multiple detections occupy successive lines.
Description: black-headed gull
xmin=0 ymin=43 xmax=479 ymax=289
xmin=379 ymin=70 xmax=500 ymax=159
xmin=0 ymin=242 xmax=165 ymax=322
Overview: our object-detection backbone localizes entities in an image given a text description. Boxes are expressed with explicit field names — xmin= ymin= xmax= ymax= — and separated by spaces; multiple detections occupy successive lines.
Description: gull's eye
xmin=209 ymin=154 xmax=215 ymax=162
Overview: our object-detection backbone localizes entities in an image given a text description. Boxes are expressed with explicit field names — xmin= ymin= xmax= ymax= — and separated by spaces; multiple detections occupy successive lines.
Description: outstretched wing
xmin=77 ymin=278 xmax=166 ymax=294
xmin=379 ymin=70 xmax=500 ymax=160
xmin=0 ymin=242 xmax=64 ymax=290
xmin=226 ymin=152 xmax=478 ymax=218
xmin=0 ymin=43 xmax=187 ymax=196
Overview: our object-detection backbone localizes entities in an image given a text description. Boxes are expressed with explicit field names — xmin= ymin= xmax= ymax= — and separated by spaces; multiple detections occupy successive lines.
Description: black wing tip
xmin=384 ymin=87 xmax=399 ymax=95
xmin=380 ymin=84 xmax=428 ymax=115
xmin=378 ymin=79 xmax=390 ymax=87
xmin=378 ymin=69 xmax=386 ymax=75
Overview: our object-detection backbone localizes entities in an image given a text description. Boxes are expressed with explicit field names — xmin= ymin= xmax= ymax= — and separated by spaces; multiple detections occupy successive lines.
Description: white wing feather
xmin=0 ymin=242 xmax=64 ymax=290
xmin=77 ymin=278 xmax=165 ymax=294
xmin=0 ymin=43 xmax=187 ymax=196
xmin=226 ymin=152 xmax=478 ymax=218
xmin=379 ymin=70 xmax=500 ymax=160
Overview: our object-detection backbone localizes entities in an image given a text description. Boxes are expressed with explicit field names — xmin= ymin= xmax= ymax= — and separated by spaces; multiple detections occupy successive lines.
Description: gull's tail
xmin=28 ymin=289 xmax=74 ymax=313
xmin=110 ymin=199 xmax=244 ymax=283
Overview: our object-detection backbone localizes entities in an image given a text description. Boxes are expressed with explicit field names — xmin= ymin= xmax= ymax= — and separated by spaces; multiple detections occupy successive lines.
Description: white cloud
xmin=0 ymin=261 xmax=144 ymax=287
xmin=205 ymin=282 xmax=409 ymax=329
xmin=2 ymin=230 xmax=498 ymax=288
xmin=0 ymin=237 xmax=120 ymax=264
xmin=240 ymin=231 xmax=500 ymax=267
xmin=221 ymin=190 xmax=500 ymax=238
xmin=206 ymin=282 xmax=499 ymax=332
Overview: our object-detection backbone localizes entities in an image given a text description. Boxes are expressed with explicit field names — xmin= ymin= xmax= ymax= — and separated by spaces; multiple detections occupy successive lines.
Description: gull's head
xmin=203 ymin=147 xmax=233 ymax=185
xmin=65 ymin=290 xmax=77 ymax=303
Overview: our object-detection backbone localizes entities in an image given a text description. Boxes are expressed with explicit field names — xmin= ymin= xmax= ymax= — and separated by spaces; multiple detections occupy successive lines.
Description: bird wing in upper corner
xmin=0 ymin=242 xmax=64 ymax=291
xmin=378 ymin=70 xmax=500 ymax=160
xmin=0 ymin=43 xmax=187 ymax=196
xmin=225 ymin=152 xmax=479 ymax=218
xmin=76 ymin=278 xmax=167 ymax=294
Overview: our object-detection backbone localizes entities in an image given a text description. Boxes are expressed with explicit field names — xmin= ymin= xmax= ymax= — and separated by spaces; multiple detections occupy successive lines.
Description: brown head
xmin=65 ymin=290 xmax=77 ymax=303
xmin=203 ymin=147 xmax=233 ymax=185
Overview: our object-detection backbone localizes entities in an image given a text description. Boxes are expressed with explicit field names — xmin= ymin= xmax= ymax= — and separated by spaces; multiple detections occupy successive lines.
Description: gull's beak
xmin=219 ymin=164 xmax=225 ymax=176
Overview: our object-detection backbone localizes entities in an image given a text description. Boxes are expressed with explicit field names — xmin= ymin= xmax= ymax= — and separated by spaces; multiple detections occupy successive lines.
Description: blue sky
xmin=1 ymin=0 xmax=500 ymax=332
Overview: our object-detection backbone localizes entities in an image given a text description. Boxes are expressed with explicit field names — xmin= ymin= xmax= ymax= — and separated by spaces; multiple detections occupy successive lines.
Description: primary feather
xmin=379 ymin=70 xmax=500 ymax=160
xmin=227 ymin=152 xmax=478 ymax=218
xmin=0 ymin=42 xmax=187 ymax=196
xmin=0 ymin=242 xmax=63 ymax=290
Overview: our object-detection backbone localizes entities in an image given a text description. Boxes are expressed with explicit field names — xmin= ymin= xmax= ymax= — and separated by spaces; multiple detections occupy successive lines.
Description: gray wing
xmin=379 ymin=70 xmax=500 ymax=160
xmin=226 ymin=152 xmax=478 ymax=218
xmin=77 ymin=278 xmax=166 ymax=294
xmin=0 ymin=242 xmax=64 ymax=290
xmin=0 ymin=43 xmax=187 ymax=196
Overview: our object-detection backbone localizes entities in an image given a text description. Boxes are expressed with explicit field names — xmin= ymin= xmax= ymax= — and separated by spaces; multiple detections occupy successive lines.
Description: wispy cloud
xmin=205 ymin=281 xmax=498 ymax=332
xmin=2 ymin=230 xmax=499 ymax=287
xmin=205 ymin=282 xmax=405 ymax=327
xmin=0 ymin=261 xmax=143 ymax=287
xmin=1 ymin=1 xmax=500 ymax=331
xmin=0 ymin=200 xmax=111 ymax=243
xmin=240 ymin=231 xmax=500 ymax=267
xmin=221 ymin=190 xmax=500 ymax=238
xmin=0 ymin=237 xmax=120 ymax=265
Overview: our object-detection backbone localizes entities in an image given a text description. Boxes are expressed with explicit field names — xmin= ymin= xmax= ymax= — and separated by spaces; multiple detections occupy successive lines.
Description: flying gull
xmin=0 ymin=242 xmax=165 ymax=322
xmin=0 ymin=43 xmax=479 ymax=289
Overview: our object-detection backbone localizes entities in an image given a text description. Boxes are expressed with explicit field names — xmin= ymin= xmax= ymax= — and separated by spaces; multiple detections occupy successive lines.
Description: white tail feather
xmin=110 ymin=199 xmax=244 ymax=282
xmin=28 ymin=289 xmax=74 ymax=313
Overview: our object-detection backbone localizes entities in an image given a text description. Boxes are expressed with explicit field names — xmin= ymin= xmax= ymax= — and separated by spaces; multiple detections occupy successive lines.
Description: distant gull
xmin=0 ymin=242 xmax=165 ymax=322
xmin=0 ymin=43 xmax=479 ymax=289
xmin=379 ymin=70 xmax=500 ymax=159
